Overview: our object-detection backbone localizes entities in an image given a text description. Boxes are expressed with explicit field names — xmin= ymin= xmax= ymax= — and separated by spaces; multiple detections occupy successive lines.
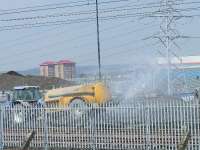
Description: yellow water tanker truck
xmin=9 ymin=82 xmax=111 ymax=124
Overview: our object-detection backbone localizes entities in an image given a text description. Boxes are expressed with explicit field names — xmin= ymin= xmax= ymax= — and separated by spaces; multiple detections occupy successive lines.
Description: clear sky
xmin=0 ymin=0 xmax=199 ymax=71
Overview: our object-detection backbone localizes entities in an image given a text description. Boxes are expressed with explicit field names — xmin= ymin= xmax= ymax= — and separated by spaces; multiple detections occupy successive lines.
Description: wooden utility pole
xmin=95 ymin=0 xmax=102 ymax=80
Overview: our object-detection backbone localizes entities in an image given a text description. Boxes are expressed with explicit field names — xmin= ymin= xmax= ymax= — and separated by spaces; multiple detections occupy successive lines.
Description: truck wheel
xmin=12 ymin=104 xmax=29 ymax=127
xmin=68 ymin=99 xmax=89 ymax=127
xmin=13 ymin=105 xmax=25 ymax=123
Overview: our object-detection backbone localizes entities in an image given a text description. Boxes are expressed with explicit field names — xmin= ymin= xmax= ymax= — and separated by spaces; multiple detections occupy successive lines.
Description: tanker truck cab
xmin=6 ymin=86 xmax=45 ymax=126
xmin=11 ymin=86 xmax=44 ymax=106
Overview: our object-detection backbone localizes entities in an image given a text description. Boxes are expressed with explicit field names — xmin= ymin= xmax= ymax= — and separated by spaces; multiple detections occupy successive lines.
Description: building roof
xmin=158 ymin=56 xmax=200 ymax=65
xmin=40 ymin=61 xmax=56 ymax=66
xmin=40 ymin=59 xmax=75 ymax=66
xmin=57 ymin=59 xmax=75 ymax=64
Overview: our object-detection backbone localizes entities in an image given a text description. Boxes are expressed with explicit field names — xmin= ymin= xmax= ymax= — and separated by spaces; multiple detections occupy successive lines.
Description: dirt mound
xmin=5 ymin=71 xmax=24 ymax=77
xmin=0 ymin=71 xmax=73 ymax=91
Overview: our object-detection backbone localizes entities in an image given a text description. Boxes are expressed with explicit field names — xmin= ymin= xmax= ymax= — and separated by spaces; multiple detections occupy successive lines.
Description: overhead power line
xmin=0 ymin=0 xmax=191 ymax=13
xmin=0 ymin=17 xmax=138 ymax=51
xmin=0 ymin=0 xmax=90 ymax=12
xmin=0 ymin=8 xmax=185 ymax=32
xmin=0 ymin=0 xmax=129 ymax=16
xmin=0 ymin=0 xmax=198 ymax=71
xmin=0 ymin=13 xmax=151 ymax=31
xmin=0 ymin=13 xmax=199 ymax=32
xmin=1 ymin=1 xmax=200 ymax=22
xmin=0 ymin=5 xmax=163 ymax=22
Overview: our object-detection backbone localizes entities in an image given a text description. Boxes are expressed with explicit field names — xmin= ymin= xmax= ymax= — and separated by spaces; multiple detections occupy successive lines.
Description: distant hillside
xmin=18 ymin=64 xmax=131 ymax=76
xmin=18 ymin=66 xmax=102 ymax=76
xmin=0 ymin=71 xmax=73 ymax=91
xmin=19 ymin=68 xmax=40 ymax=76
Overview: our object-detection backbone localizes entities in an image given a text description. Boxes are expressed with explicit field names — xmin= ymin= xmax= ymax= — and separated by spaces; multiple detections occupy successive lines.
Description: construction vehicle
xmin=7 ymin=82 xmax=111 ymax=125
xmin=10 ymin=82 xmax=111 ymax=106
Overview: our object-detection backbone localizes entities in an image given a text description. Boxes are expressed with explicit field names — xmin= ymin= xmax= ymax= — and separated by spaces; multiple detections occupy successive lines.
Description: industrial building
xmin=157 ymin=55 xmax=200 ymax=68
xmin=157 ymin=56 xmax=200 ymax=93
xmin=40 ymin=60 xmax=75 ymax=80
xmin=157 ymin=56 xmax=200 ymax=77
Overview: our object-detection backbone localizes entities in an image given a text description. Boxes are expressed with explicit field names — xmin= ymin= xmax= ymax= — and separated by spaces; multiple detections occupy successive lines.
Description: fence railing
xmin=0 ymin=101 xmax=200 ymax=150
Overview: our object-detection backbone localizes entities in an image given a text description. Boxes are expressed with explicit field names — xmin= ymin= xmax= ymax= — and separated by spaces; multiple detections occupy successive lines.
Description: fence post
xmin=0 ymin=104 xmax=3 ymax=150
xmin=43 ymin=106 xmax=48 ymax=150
xmin=145 ymin=105 xmax=151 ymax=150
xmin=89 ymin=105 xmax=96 ymax=150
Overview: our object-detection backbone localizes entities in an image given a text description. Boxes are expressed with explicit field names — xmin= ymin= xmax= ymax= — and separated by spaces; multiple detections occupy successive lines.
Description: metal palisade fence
xmin=0 ymin=100 xmax=200 ymax=150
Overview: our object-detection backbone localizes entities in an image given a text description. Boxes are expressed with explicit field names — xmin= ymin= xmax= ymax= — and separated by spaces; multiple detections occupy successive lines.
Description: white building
xmin=157 ymin=56 xmax=200 ymax=69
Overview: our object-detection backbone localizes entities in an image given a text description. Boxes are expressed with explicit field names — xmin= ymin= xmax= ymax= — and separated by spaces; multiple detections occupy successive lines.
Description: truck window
xmin=13 ymin=88 xmax=42 ymax=101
